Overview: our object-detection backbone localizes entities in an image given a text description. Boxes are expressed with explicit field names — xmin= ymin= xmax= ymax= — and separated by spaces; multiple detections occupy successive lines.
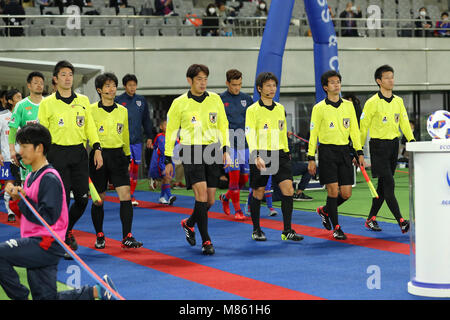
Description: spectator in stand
xmin=254 ymin=0 xmax=267 ymax=17
xmin=154 ymin=0 xmax=174 ymax=16
xmin=2 ymin=0 xmax=25 ymax=37
xmin=217 ymin=1 xmax=235 ymax=36
xmin=339 ymin=1 xmax=362 ymax=37
xmin=414 ymin=7 xmax=433 ymax=37
xmin=201 ymin=3 xmax=219 ymax=36
xmin=109 ymin=0 xmax=128 ymax=14
xmin=434 ymin=11 xmax=450 ymax=37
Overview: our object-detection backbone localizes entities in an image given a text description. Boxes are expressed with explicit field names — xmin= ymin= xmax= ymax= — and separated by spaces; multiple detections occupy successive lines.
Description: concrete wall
xmin=0 ymin=36 xmax=449 ymax=102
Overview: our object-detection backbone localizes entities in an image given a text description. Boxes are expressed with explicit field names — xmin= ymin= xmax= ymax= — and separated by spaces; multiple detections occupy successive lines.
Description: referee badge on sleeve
xmin=278 ymin=120 xmax=284 ymax=130
xmin=117 ymin=123 xmax=124 ymax=134
xmin=343 ymin=118 xmax=350 ymax=129
xmin=209 ymin=112 xmax=217 ymax=124
xmin=394 ymin=113 xmax=400 ymax=123
xmin=76 ymin=115 xmax=85 ymax=127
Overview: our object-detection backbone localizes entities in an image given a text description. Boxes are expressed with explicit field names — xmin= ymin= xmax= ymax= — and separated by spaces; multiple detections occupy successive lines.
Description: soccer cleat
xmin=7 ymin=213 xmax=15 ymax=223
xmin=95 ymin=232 xmax=106 ymax=249
xmin=317 ymin=206 xmax=332 ymax=230
xmin=65 ymin=230 xmax=78 ymax=251
xmin=399 ymin=218 xmax=410 ymax=234
xmin=268 ymin=208 xmax=278 ymax=217
xmin=281 ymin=229 xmax=304 ymax=241
xmin=131 ymin=197 xmax=139 ymax=207
xmin=252 ymin=229 xmax=267 ymax=241
xmin=219 ymin=194 xmax=231 ymax=215
xmin=159 ymin=197 xmax=169 ymax=205
xmin=333 ymin=225 xmax=347 ymax=240
xmin=234 ymin=210 xmax=245 ymax=220
xmin=121 ymin=233 xmax=143 ymax=248
xmin=293 ymin=192 xmax=313 ymax=201
xmin=181 ymin=218 xmax=196 ymax=246
xmin=202 ymin=241 xmax=215 ymax=255
xmin=365 ymin=216 xmax=382 ymax=231
xmin=172 ymin=182 xmax=186 ymax=190
xmin=168 ymin=195 xmax=176 ymax=205
xmin=99 ymin=274 xmax=119 ymax=300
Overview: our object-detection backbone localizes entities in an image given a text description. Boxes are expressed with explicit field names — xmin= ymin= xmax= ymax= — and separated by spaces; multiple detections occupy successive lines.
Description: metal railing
xmin=0 ymin=15 xmax=449 ymax=37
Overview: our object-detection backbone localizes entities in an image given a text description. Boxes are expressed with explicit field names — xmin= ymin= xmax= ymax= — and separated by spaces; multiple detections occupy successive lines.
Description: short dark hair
xmin=27 ymin=71 xmax=45 ymax=84
xmin=53 ymin=60 xmax=74 ymax=77
xmin=320 ymin=70 xmax=342 ymax=90
xmin=186 ymin=64 xmax=209 ymax=79
xmin=16 ymin=123 xmax=52 ymax=156
xmin=5 ymin=88 xmax=21 ymax=110
xmin=122 ymin=74 xmax=138 ymax=86
xmin=255 ymin=72 xmax=278 ymax=92
xmin=441 ymin=11 xmax=448 ymax=17
xmin=95 ymin=72 xmax=118 ymax=97
xmin=374 ymin=64 xmax=394 ymax=84
xmin=226 ymin=69 xmax=242 ymax=82
xmin=0 ymin=90 xmax=6 ymax=99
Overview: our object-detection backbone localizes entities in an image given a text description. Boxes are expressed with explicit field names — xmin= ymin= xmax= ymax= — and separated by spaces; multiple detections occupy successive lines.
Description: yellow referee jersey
xmin=90 ymin=101 xmax=131 ymax=156
xmin=360 ymin=92 xmax=415 ymax=145
xmin=164 ymin=91 xmax=229 ymax=158
xmin=38 ymin=92 xmax=100 ymax=147
xmin=307 ymin=98 xmax=362 ymax=157
xmin=245 ymin=100 xmax=289 ymax=154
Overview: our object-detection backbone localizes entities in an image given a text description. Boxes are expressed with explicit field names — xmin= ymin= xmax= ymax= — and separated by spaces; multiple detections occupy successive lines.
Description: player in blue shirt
xmin=149 ymin=119 xmax=176 ymax=205
xmin=115 ymin=74 xmax=154 ymax=206
xmin=218 ymin=69 xmax=253 ymax=220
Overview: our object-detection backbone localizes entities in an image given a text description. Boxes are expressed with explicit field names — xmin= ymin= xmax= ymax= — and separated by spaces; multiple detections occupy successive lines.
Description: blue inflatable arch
xmin=253 ymin=0 xmax=339 ymax=103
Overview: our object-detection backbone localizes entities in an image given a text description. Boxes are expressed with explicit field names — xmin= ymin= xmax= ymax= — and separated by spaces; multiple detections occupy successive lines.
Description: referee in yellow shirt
xmin=360 ymin=65 xmax=415 ymax=233
xmin=164 ymin=64 xmax=231 ymax=255
xmin=89 ymin=72 xmax=143 ymax=250
xmin=38 ymin=60 xmax=103 ymax=253
xmin=307 ymin=70 xmax=365 ymax=240
xmin=245 ymin=72 xmax=303 ymax=242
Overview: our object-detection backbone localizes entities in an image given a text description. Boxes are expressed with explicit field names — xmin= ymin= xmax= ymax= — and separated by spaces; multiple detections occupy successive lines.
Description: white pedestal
xmin=406 ymin=140 xmax=450 ymax=297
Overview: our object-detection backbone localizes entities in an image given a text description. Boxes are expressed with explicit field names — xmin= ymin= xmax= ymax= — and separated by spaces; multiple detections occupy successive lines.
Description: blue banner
xmin=253 ymin=0 xmax=295 ymax=102
xmin=304 ymin=0 xmax=339 ymax=102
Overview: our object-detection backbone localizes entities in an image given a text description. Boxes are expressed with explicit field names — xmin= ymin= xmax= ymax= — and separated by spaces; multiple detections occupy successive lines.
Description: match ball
xmin=426 ymin=110 xmax=450 ymax=139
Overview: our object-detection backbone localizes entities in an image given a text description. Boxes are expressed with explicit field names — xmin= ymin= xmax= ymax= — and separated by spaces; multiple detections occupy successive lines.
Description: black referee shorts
xmin=89 ymin=148 xmax=130 ymax=194
xmin=180 ymin=144 xmax=222 ymax=190
xmin=369 ymin=138 xmax=399 ymax=178
xmin=47 ymin=143 xmax=89 ymax=202
xmin=318 ymin=144 xmax=354 ymax=186
xmin=249 ymin=150 xmax=293 ymax=189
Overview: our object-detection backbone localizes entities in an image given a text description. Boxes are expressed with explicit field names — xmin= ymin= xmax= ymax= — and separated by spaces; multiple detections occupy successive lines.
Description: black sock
xmin=337 ymin=194 xmax=348 ymax=207
xmin=368 ymin=178 xmax=385 ymax=219
xmin=187 ymin=200 xmax=203 ymax=228
xmin=194 ymin=201 xmax=210 ymax=243
xmin=120 ymin=200 xmax=133 ymax=238
xmin=68 ymin=196 xmax=88 ymax=230
xmin=90 ymin=203 xmax=104 ymax=234
xmin=381 ymin=175 xmax=403 ymax=222
xmin=281 ymin=195 xmax=293 ymax=232
xmin=250 ymin=196 xmax=261 ymax=231
xmin=326 ymin=196 xmax=338 ymax=228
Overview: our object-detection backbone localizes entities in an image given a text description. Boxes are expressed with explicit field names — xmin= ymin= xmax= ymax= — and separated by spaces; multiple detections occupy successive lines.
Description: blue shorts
xmin=0 ymin=162 xmax=16 ymax=180
xmin=225 ymin=148 xmax=249 ymax=174
xmin=130 ymin=143 xmax=142 ymax=164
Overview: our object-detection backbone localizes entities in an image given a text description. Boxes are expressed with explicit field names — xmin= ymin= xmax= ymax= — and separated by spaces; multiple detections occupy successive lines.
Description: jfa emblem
xmin=76 ymin=115 xmax=85 ymax=127
xmin=382 ymin=116 xmax=388 ymax=123
xmin=136 ymin=100 xmax=142 ymax=107
xmin=263 ymin=123 xmax=269 ymax=130
xmin=343 ymin=118 xmax=350 ymax=129
xmin=329 ymin=121 xmax=335 ymax=129
xmin=191 ymin=116 xmax=197 ymax=123
xmin=241 ymin=100 xmax=247 ymax=107
xmin=99 ymin=125 xmax=104 ymax=133
xmin=117 ymin=123 xmax=123 ymax=134
xmin=278 ymin=120 xmax=284 ymax=130
xmin=209 ymin=112 xmax=217 ymax=124
xmin=58 ymin=118 xmax=64 ymax=126
xmin=394 ymin=113 xmax=400 ymax=123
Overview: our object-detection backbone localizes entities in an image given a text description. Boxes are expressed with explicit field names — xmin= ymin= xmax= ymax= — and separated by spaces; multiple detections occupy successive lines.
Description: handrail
xmin=0 ymin=15 xmax=448 ymax=37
